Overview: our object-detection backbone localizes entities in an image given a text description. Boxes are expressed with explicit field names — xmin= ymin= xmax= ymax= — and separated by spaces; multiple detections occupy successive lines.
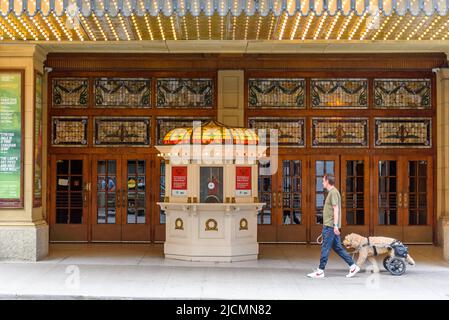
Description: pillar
xmin=0 ymin=44 xmax=49 ymax=261
xmin=437 ymin=67 xmax=449 ymax=261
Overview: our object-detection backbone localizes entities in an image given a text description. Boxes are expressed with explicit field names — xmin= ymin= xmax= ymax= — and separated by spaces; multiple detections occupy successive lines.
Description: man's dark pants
xmin=319 ymin=226 xmax=354 ymax=270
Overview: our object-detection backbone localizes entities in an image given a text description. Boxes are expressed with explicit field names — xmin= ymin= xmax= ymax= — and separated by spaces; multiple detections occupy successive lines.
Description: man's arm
xmin=332 ymin=204 xmax=340 ymax=235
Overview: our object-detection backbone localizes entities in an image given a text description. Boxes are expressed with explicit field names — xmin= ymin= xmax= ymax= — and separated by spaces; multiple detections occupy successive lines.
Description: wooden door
xmin=340 ymin=156 xmax=370 ymax=238
xmin=310 ymin=156 xmax=340 ymax=243
xmin=50 ymin=155 xmax=89 ymax=242
xmin=276 ymin=156 xmax=308 ymax=242
xmin=402 ymin=156 xmax=433 ymax=243
xmin=373 ymin=156 xmax=404 ymax=240
xmin=121 ymin=156 xmax=152 ymax=242
xmin=91 ymin=155 xmax=122 ymax=241
xmin=257 ymin=158 xmax=277 ymax=242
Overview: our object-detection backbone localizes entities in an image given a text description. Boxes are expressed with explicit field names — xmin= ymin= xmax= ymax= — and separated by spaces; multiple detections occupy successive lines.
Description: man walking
xmin=307 ymin=174 xmax=360 ymax=278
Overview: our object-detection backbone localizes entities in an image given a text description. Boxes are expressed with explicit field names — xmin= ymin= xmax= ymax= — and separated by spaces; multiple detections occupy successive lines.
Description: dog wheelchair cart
xmin=382 ymin=241 xmax=409 ymax=276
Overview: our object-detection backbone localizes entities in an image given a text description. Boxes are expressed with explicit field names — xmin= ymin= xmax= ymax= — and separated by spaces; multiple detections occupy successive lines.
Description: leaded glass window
xmin=248 ymin=78 xmax=305 ymax=108
xmin=95 ymin=78 xmax=151 ymax=108
xmin=156 ymin=117 xmax=212 ymax=145
xmin=94 ymin=117 xmax=151 ymax=146
xmin=52 ymin=78 xmax=88 ymax=107
xmin=52 ymin=117 xmax=88 ymax=146
xmin=311 ymin=79 xmax=368 ymax=109
xmin=374 ymin=79 xmax=431 ymax=109
xmin=248 ymin=117 xmax=305 ymax=147
xmin=375 ymin=118 xmax=431 ymax=148
xmin=311 ymin=118 xmax=368 ymax=148
xmin=156 ymin=78 xmax=214 ymax=108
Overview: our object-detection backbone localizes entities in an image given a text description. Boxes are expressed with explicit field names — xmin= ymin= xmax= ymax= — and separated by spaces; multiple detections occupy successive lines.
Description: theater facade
xmin=1 ymin=0 xmax=449 ymax=261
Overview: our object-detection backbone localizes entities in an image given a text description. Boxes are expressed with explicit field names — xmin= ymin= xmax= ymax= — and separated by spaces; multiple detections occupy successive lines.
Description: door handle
xmin=342 ymin=192 xmax=346 ymax=208
xmin=122 ymin=188 xmax=126 ymax=208
xmin=278 ymin=191 xmax=282 ymax=208
xmin=404 ymin=193 xmax=408 ymax=209
xmin=117 ymin=189 xmax=121 ymax=208
xmin=272 ymin=192 xmax=276 ymax=209
xmin=398 ymin=192 xmax=403 ymax=208
xmin=83 ymin=182 xmax=89 ymax=208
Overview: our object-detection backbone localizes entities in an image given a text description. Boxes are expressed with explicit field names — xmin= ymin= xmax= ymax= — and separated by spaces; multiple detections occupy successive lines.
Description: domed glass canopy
xmin=162 ymin=120 xmax=259 ymax=145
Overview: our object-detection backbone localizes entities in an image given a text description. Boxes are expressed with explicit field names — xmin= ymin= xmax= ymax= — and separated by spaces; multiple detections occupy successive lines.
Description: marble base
xmin=0 ymin=222 xmax=49 ymax=261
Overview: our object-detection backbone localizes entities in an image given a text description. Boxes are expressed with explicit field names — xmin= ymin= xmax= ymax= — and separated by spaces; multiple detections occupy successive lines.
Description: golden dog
xmin=343 ymin=233 xmax=415 ymax=273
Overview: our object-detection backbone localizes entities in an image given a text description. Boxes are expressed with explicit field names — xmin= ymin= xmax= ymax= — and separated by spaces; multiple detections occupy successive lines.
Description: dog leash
xmin=316 ymin=233 xmax=323 ymax=244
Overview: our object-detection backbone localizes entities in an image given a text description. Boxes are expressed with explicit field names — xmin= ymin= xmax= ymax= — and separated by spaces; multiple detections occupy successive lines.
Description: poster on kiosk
xmin=171 ymin=166 xmax=187 ymax=196
xmin=235 ymin=166 xmax=251 ymax=197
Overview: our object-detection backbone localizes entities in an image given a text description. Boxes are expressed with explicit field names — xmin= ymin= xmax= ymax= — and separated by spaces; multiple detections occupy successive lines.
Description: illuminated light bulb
xmin=289 ymin=13 xmax=301 ymax=40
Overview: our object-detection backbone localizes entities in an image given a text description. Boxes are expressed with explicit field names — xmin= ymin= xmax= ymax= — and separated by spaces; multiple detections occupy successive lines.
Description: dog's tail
xmin=406 ymin=254 xmax=415 ymax=265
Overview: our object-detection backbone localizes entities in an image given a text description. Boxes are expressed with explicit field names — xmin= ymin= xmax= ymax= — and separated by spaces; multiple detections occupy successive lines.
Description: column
xmin=0 ymin=44 xmax=49 ymax=261
xmin=217 ymin=70 xmax=244 ymax=127
xmin=437 ymin=67 xmax=449 ymax=260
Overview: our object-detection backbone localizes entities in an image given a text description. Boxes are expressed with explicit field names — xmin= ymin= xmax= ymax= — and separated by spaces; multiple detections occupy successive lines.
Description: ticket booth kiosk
xmin=156 ymin=120 xmax=266 ymax=262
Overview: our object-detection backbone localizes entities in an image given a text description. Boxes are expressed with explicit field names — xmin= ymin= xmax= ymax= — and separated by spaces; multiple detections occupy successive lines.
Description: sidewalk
xmin=1 ymin=244 xmax=448 ymax=300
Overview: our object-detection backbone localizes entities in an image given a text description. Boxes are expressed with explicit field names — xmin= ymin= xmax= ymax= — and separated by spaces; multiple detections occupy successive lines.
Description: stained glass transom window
xmin=156 ymin=117 xmax=212 ymax=145
xmin=52 ymin=78 xmax=88 ymax=107
xmin=375 ymin=118 xmax=431 ymax=148
xmin=94 ymin=117 xmax=151 ymax=146
xmin=311 ymin=79 xmax=368 ymax=109
xmin=312 ymin=118 xmax=368 ymax=148
xmin=156 ymin=78 xmax=214 ymax=108
xmin=95 ymin=78 xmax=151 ymax=108
xmin=52 ymin=117 xmax=88 ymax=146
xmin=248 ymin=78 xmax=305 ymax=108
xmin=248 ymin=117 xmax=305 ymax=147
xmin=374 ymin=79 xmax=432 ymax=109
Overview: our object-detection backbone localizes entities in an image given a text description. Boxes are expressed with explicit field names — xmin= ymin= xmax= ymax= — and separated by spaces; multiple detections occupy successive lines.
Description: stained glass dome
xmin=162 ymin=120 xmax=259 ymax=145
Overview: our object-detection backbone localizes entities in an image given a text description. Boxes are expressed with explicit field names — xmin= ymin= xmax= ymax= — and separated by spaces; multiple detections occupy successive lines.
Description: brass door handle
xmin=342 ymin=192 xmax=346 ymax=208
xmin=122 ymin=189 xmax=126 ymax=208
xmin=404 ymin=193 xmax=408 ymax=208
xmin=117 ymin=189 xmax=121 ymax=208
xmin=278 ymin=191 xmax=282 ymax=208
xmin=398 ymin=192 xmax=403 ymax=208
xmin=272 ymin=192 xmax=276 ymax=208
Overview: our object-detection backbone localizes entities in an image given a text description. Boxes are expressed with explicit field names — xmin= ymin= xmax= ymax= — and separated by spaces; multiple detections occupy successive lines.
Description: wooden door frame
xmin=372 ymin=155 xmax=405 ymax=240
xmin=49 ymin=154 xmax=90 ymax=242
xmin=90 ymin=154 xmax=123 ymax=242
xmin=275 ymin=155 xmax=309 ymax=243
xmin=401 ymin=155 xmax=433 ymax=243
xmin=120 ymin=154 xmax=153 ymax=242
xmin=257 ymin=157 xmax=278 ymax=242
xmin=309 ymin=155 xmax=341 ymax=243
xmin=340 ymin=155 xmax=370 ymax=238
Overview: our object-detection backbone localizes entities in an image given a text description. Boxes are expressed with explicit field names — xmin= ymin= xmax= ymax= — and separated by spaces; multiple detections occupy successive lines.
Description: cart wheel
xmin=387 ymin=257 xmax=406 ymax=276
xmin=383 ymin=256 xmax=391 ymax=271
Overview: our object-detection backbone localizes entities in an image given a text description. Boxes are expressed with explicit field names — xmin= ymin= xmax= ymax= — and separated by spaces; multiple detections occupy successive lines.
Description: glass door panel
xmin=257 ymin=159 xmax=276 ymax=242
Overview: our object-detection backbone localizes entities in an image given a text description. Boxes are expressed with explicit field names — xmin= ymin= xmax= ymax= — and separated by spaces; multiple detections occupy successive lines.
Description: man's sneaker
xmin=346 ymin=264 xmax=361 ymax=278
xmin=307 ymin=269 xmax=325 ymax=278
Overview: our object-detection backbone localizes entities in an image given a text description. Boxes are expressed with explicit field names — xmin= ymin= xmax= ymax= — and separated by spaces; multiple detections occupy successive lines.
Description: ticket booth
xmin=156 ymin=120 xmax=266 ymax=262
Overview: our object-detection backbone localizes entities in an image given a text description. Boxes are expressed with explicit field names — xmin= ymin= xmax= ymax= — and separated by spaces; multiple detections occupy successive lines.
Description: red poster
xmin=236 ymin=166 xmax=251 ymax=196
xmin=172 ymin=166 xmax=187 ymax=196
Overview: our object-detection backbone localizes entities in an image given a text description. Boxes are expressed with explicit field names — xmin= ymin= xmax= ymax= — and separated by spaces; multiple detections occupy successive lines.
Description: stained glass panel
xmin=248 ymin=78 xmax=305 ymax=108
xmin=248 ymin=117 xmax=305 ymax=147
xmin=95 ymin=78 xmax=151 ymax=108
xmin=52 ymin=117 xmax=88 ymax=146
xmin=94 ymin=117 xmax=151 ymax=146
xmin=375 ymin=118 xmax=431 ymax=148
xmin=156 ymin=117 xmax=212 ymax=145
xmin=374 ymin=79 xmax=431 ymax=109
xmin=311 ymin=79 xmax=368 ymax=108
xmin=52 ymin=78 xmax=88 ymax=107
xmin=312 ymin=118 xmax=368 ymax=148
xmin=157 ymin=78 xmax=213 ymax=108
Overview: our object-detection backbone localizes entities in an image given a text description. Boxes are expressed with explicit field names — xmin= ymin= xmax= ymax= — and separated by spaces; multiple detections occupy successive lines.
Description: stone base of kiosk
xmin=158 ymin=203 xmax=264 ymax=262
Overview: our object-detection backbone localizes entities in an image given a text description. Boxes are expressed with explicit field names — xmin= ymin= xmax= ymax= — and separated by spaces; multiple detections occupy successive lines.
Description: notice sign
xmin=236 ymin=166 xmax=251 ymax=196
xmin=172 ymin=166 xmax=188 ymax=196
xmin=0 ymin=72 xmax=22 ymax=205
